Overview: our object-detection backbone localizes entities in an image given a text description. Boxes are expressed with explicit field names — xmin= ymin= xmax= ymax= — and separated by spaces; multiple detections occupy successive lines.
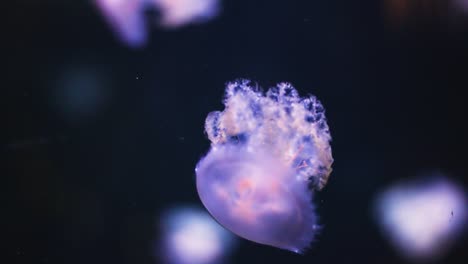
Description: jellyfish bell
xmin=195 ymin=80 xmax=333 ymax=253
xmin=196 ymin=145 xmax=318 ymax=252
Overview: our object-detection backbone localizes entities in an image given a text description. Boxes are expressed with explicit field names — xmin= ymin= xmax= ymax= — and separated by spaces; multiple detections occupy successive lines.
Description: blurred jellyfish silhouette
xmin=159 ymin=206 xmax=236 ymax=264
xmin=94 ymin=0 xmax=220 ymax=47
xmin=374 ymin=175 xmax=467 ymax=261
xmin=383 ymin=0 xmax=468 ymax=27
xmin=195 ymin=80 xmax=333 ymax=253
xmin=455 ymin=0 xmax=468 ymax=12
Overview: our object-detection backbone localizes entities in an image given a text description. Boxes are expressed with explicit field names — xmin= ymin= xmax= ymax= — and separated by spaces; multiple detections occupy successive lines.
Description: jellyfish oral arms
xmin=195 ymin=80 xmax=333 ymax=253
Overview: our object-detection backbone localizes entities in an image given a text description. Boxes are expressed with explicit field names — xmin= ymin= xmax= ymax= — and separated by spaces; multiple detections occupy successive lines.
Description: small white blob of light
xmin=374 ymin=177 xmax=467 ymax=261
xmin=159 ymin=207 xmax=236 ymax=264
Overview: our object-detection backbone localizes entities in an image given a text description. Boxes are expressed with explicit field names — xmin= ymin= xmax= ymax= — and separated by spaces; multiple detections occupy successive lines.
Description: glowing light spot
xmin=51 ymin=66 xmax=110 ymax=123
xmin=152 ymin=0 xmax=219 ymax=28
xmin=159 ymin=207 xmax=236 ymax=264
xmin=374 ymin=176 xmax=467 ymax=261
xmin=95 ymin=0 xmax=147 ymax=47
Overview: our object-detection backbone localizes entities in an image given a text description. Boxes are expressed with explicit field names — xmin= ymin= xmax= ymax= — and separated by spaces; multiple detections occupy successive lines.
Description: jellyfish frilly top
xmin=196 ymin=80 xmax=333 ymax=253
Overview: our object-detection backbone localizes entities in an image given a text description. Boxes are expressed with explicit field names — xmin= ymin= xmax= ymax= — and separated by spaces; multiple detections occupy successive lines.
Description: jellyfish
xmin=195 ymin=80 xmax=333 ymax=253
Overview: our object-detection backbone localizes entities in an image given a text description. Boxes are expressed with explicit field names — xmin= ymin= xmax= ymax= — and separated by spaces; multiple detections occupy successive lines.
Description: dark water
xmin=5 ymin=0 xmax=468 ymax=264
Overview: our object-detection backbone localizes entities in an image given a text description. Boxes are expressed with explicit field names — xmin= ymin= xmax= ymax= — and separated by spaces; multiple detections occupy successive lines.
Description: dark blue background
xmin=5 ymin=0 xmax=468 ymax=263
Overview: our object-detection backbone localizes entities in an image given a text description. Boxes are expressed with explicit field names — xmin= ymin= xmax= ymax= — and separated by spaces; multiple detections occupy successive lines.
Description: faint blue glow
xmin=374 ymin=176 xmax=467 ymax=261
xmin=159 ymin=206 xmax=236 ymax=264
xmin=52 ymin=67 xmax=109 ymax=123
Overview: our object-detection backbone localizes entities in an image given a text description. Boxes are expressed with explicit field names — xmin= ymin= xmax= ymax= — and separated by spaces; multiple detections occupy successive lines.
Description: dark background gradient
xmin=5 ymin=0 xmax=468 ymax=263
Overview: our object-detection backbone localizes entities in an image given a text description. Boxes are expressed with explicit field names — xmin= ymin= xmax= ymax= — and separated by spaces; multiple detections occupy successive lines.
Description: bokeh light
xmin=152 ymin=0 xmax=219 ymax=28
xmin=374 ymin=175 xmax=467 ymax=261
xmin=95 ymin=0 xmax=148 ymax=47
xmin=158 ymin=206 xmax=237 ymax=264
xmin=51 ymin=66 xmax=110 ymax=123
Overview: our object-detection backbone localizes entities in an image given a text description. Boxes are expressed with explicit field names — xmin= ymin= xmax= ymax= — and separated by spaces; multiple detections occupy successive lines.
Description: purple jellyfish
xmin=196 ymin=80 xmax=333 ymax=253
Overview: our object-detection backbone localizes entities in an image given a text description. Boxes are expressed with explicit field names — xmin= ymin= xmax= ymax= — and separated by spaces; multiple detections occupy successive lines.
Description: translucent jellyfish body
xmin=195 ymin=80 xmax=333 ymax=253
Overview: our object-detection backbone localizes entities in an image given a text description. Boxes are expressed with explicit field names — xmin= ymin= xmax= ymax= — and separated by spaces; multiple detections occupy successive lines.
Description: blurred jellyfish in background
xmin=95 ymin=0 xmax=148 ymax=47
xmin=152 ymin=0 xmax=219 ymax=28
xmin=374 ymin=175 xmax=467 ymax=261
xmin=94 ymin=0 xmax=220 ymax=47
xmin=195 ymin=80 xmax=333 ymax=253
xmin=158 ymin=206 xmax=237 ymax=264
xmin=51 ymin=66 xmax=110 ymax=123
xmin=455 ymin=0 xmax=468 ymax=12
xmin=383 ymin=0 xmax=444 ymax=25
xmin=383 ymin=0 xmax=468 ymax=27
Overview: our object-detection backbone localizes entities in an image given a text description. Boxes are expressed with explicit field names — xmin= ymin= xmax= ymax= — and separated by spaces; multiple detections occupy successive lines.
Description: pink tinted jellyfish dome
xmin=195 ymin=80 xmax=333 ymax=253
